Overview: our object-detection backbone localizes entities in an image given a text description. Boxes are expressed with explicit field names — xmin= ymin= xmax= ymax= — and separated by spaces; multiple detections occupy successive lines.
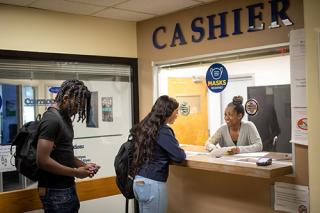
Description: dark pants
xmin=39 ymin=186 xmax=80 ymax=213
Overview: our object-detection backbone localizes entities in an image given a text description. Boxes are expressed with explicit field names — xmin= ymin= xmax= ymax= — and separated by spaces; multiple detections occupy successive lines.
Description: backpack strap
xmin=127 ymin=134 xmax=134 ymax=178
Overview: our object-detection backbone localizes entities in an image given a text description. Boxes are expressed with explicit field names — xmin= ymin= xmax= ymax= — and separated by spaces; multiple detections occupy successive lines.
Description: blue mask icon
xmin=210 ymin=67 xmax=223 ymax=80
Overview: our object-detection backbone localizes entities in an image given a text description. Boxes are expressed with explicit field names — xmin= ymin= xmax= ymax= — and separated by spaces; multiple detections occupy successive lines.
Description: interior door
xmin=168 ymin=77 xmax=208 ymax=145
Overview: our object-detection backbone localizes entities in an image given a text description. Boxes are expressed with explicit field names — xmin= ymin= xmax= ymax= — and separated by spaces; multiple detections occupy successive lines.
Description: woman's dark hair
xmin=131 ymin=95 xmax=179 ymax=174
xmin=55 ymin=79 xmax=91 ymax=123
xmin=227 ymin=95 xmax=244 ymax=118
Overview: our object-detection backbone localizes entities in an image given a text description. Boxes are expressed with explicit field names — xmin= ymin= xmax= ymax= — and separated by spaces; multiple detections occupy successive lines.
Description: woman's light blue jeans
xmin=133 ymin=175 xmax=167 ymax=213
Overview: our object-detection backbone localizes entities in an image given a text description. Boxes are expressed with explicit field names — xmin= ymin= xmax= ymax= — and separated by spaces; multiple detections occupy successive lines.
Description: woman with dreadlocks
xmin=131 ymin=95 xmax=186 ymax=213
xmin=37 ymin=79 xmax=100 ymax=213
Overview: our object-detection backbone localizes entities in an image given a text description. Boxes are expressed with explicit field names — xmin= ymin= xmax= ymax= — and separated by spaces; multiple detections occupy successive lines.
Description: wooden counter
xmin=174 ymin=145 xmax=293 ymax=179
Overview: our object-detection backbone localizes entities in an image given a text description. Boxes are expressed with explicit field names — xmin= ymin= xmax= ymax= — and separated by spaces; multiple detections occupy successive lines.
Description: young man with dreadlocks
xmin=36 ymin=80 xmax=100 ymax=213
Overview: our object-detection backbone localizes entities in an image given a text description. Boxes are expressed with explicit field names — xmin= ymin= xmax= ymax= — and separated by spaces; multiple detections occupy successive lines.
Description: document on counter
xmin=274 ymin=182 xmax=309 ymax=213
xmin=185 ymin=151 xmax=210 ymax=157
xmin=234 ymin=152 xmax=269 ymax=157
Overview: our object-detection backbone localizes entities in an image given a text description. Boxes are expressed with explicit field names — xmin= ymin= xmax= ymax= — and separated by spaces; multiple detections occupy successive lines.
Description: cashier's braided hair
xmin=131 ymin=95 xmax=179 ymax=175
xmin=55 ymin=80 xmax=91 ymax=124
xmin=227 ymin=95 xmax=244 ymax=119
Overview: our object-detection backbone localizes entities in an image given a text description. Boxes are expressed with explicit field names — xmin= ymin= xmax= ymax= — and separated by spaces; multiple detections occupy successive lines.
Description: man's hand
xmin=85 ymin=163 xmax=101 ymax=178
xmin=74 ymin=167 xmax=91 ymax=179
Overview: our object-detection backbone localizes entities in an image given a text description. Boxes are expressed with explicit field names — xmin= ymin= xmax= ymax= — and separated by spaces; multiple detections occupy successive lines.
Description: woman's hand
xmin=205 ymin=143 xmax=218 ymax=152
xmin=229 ymin=147 xmax=240 ymax=154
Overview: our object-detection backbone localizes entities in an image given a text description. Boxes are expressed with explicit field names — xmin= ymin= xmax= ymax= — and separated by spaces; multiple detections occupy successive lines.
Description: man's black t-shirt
xmin=38 ymin=107 xmax=75 ymax=188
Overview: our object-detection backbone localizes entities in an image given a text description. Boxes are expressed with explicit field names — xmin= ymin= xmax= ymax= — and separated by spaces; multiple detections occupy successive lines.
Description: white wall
xmin=158 ymin=55 xmax=290 ymax=136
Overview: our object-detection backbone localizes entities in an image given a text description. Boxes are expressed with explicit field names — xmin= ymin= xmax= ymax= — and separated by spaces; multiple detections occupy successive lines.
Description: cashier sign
xmin=206 ymin=63 xmax=228 ymax=93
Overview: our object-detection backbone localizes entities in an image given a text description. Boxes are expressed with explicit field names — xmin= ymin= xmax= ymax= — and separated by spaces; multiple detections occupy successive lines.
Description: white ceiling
xmin=0 ymin=0 xmax=219 ymax=22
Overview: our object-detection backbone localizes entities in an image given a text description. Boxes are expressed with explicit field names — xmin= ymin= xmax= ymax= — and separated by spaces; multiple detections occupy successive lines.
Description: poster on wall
xmin=0 ymin=145 xmax=16 ymax=172
xmin=274 ymin=182 xmax=309 ymax=213
xmin=87 ymin=92 xmax=99 ymax=128
xmin=102 ymin=97 xmax=113 ymax=122
xmin=291 ymin=107 xmax=308 ymax=145
xmin=290 ymin=29 xmax=306 ymax=108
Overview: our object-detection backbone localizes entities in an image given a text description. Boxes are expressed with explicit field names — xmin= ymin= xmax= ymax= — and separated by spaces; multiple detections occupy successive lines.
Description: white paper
xmin=291 ymin=107 xmax=308 ymax=145
xmin=290 ymin=29 xmax=306 ymax=107
xmin=274 ymin=182 xmax=309 ymax=213
xmin=234 ymin=152 xmax=269 ymax=157
xmin=185 ymin=151 xmax=210 ymax=157
xmin=0 ymin=145 xmax=16 ymax=172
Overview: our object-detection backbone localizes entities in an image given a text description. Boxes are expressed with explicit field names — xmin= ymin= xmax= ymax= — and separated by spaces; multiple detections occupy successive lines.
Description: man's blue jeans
xmin=38 ymin=186 xmax=80 ymax=213
xmin=133 ymin=175 xmax=167 ymax=213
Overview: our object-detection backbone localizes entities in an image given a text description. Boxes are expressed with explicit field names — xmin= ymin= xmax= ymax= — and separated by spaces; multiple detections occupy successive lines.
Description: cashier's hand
xmin=205 ymin=143 xmax=218 ymax=152
xmin=228 ymin=147 xmax=240 ymax=155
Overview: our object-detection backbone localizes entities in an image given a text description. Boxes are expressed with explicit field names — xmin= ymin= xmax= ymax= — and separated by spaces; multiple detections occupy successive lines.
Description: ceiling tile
xmin=115 ymin=0 xmax=200 ymax=15
xmin=0 ymin=0 xmax=34 ymax=6
xmin=94 ymin=7 xmax=154 ymax=21
xmin=67 ymin=0 xmax=128 ymax=7
xmin=30 ymin=0 xmax=104 ymax=15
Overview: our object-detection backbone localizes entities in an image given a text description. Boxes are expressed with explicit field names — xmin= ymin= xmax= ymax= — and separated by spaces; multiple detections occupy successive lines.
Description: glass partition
xmin=156 ymin=51 xmax=292 ymax=153
xmin=0 ymin=58 xmax=135 ymax=192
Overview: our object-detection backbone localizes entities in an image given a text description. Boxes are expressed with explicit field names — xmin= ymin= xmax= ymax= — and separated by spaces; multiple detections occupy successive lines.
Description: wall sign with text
xmin=206 ymin=63 xmax=228 ymax=93
xmin=152 ymin=0 xmax=294 ymax=49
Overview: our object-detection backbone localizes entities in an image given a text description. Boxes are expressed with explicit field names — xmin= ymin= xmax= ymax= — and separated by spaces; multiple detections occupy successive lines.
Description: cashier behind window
xmin=205 ymin=96 xmax=262 ymax=155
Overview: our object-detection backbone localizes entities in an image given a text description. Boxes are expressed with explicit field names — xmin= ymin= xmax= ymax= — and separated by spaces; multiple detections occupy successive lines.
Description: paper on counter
xmin=185 ymin=151 xmax=210 ymax=157
xmin=234 ymin=152 xmax=269 ymax=157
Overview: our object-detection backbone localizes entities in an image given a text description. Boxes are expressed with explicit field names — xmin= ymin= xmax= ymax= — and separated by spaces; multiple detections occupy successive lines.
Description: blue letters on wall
xmin=152 ymin=0 xmax=294 ymax=49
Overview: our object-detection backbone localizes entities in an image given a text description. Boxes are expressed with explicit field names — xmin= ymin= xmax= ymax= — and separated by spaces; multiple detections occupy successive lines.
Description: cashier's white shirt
xmin=205 ymin=120 xmax=263 ymax=153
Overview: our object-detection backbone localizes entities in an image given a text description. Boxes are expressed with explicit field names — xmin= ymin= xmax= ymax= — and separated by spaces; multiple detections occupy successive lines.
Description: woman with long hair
xmin=131 ymin=95 xmax=186 ymax=213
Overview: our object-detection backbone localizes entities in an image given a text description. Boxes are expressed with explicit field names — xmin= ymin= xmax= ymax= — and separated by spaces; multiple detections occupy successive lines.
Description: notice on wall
xmin=274 ymin=182 xmax=309 ymax=213
xmin=291 ymin=107 xmax=308 ymax=145
xmin=290 ymin=29 xmax=306 ymax=108
xmin=73 ymin=143 xmax=92 ymax=164
xmin=87 ymin=91 xmax=99 ymax=128
xmin=102 ymin=97 xmax=113 ymax=122
xmin=0 ymin=145 xmax=16 ymax=172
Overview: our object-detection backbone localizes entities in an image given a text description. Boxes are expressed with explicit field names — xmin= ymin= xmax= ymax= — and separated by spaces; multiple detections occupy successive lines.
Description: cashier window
xmin=155 ymin=48 xmax=292 ymax=154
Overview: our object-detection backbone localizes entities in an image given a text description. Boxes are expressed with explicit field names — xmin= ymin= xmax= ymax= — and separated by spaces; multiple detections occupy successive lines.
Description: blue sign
xmin=206 ymin=63 xmax=228 ymax=93
xmin=49 ymin=86 xmax=60 ymax=94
